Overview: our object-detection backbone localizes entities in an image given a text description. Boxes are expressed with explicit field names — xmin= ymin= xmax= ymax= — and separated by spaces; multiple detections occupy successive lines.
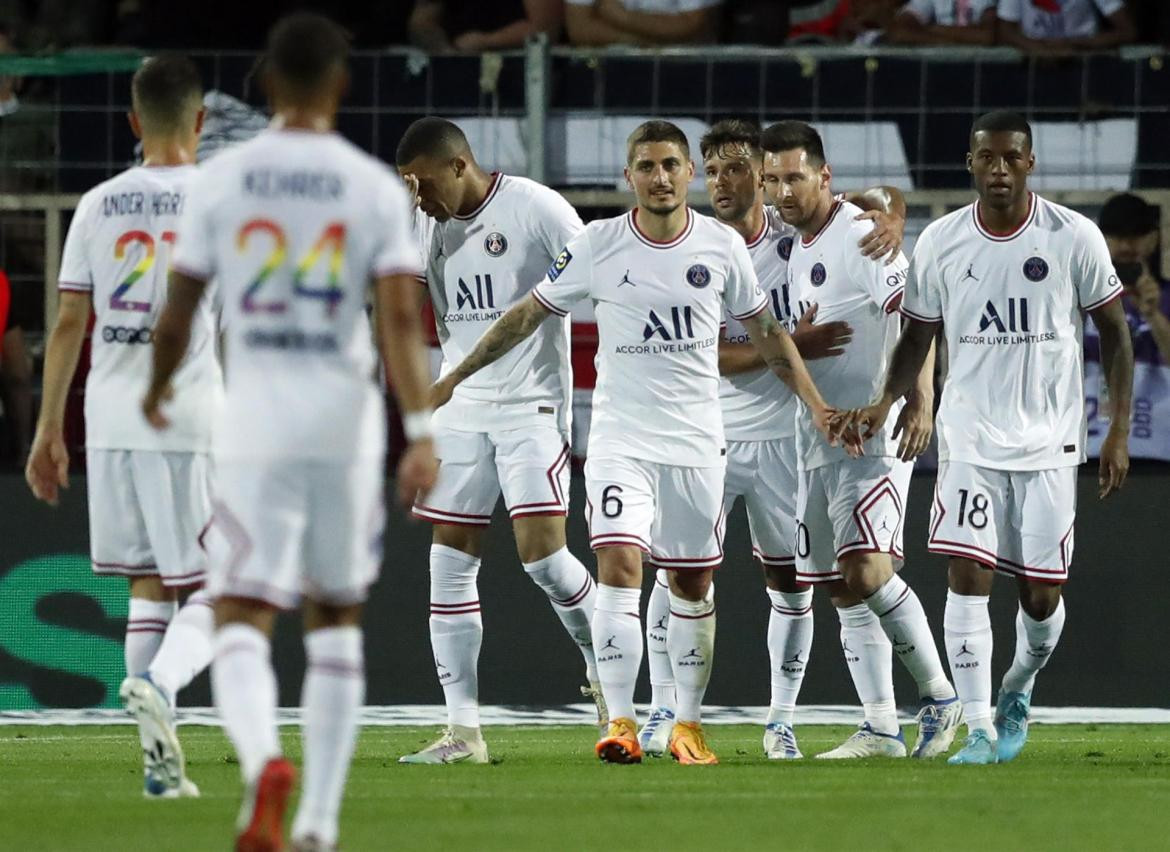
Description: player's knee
xmin=304 ymin=600 xmax=363 ymax=631
xmin=1018 ymin=580 xmax=1061 ymax=620
xmin=129 ymin=575 xmax=171 ymax=602
xmin=433 ymin=523 xmax=483 ymax=558
xmin=595 ymin=546 xmax=642 ymax=587
xmin=838 ymin=553 xmax=891 ymax=598
xmin=512 ymin=516 xmax=567 ymax=563
xmin=947 ymin=558 xmax=994 ymax=595
xmin=214 ymin=596 xmax=277 ymax=634
xmin=668 ymin=569 xmax=711 ymax=602
xmin=762 ymin=562 xmax=806 ymax=593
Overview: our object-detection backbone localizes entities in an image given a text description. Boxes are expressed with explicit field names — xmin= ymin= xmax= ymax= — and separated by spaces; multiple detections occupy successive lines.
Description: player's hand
xmin=396 ymin=438 xmax=439 ymax=508
xmin=891 ymin=390 xmax=933 ymax=462
xmin=855 ymin=209 xmax=905 ymax=264
xmin=1098 ymin=424 xmax=1129 ymax=499
xmin=25 ymin=425 xmax=70 ymax=506
xmin=141 ymin=383 xmax=174 ymax=430
xmin=429 ymin=376 xmax=456 ymax=410
xmin=828 ymin=397 xmax=893 ymax=457
xmin=402 ymin=173 xmax=421 ymax=210
xmin=810 ymin=403 xmax=844 ymax=445
xmin=791 ymin=303 xmax=852 ymax=359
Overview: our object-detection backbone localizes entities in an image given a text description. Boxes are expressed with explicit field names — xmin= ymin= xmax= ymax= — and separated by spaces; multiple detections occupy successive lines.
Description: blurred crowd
xmin=0 ymin=0 xmax=1168 ymax=51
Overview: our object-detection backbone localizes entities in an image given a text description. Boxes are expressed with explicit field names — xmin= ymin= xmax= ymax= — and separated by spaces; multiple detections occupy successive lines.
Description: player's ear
xmin=127 ymin=111 xmax=143 ymax=141
xmin=821 ymin=162 xmax=832 ymax=189
xmin=623 ymin=166 xmax=633 ymax=192
xmin=686 ymin=159 xmax=695 ymax=182
xmin=966 ymin=152 xmax=974 ymax=173
xmin=1026 ymin=151 xmax=1036 ymax=175
xmin=452 ymin=156 xmax=465 ymax=178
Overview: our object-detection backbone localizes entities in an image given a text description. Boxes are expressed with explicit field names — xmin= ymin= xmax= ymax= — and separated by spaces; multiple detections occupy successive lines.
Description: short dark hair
xmin=700 ymin=119 xmax=761 ymax=162
xmin=265 ymin=12 xmax=349 ymax=94
xmin=626 ymin=120 xmax=690 ymax=164
xmin=395 ymin=117 xmax=471 ymax=167
xmin=131 ymin=53 xmax=202 ymax=132
xmin=1099 ymin=192 xmax=1158 ymax=238
xmin=760 ymin=121 xmax=826 ymax=167
xmin=970 ymin=110 xmax=1032 ymax=149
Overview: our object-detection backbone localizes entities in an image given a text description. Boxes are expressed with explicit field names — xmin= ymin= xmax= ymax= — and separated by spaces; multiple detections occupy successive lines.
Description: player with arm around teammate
xmin=765 ymin=120 xmax=963 ymax=760
xmin=833 ymin=111 xmax=1133 ymax=765
xmin=143 ymin=16 xmax=438 ymax=849
xmin=394 ymin=117 xmax=604 ymax=765
xmin=638 ymin=116 xmax=912 ymax=760
xmin=431 ymin=120 xmax=836 ymax=765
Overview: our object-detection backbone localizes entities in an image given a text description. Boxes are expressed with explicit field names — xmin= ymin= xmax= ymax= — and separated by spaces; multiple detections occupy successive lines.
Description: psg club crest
xmin=484 ymin=232 xmax=508 ymax=257
xmin=810 ymin=262 xmax=827 ymax=287
xmin=686 ymin=263 xmax=711 ymax=288
xmin=777 ymin=235 xmax=793 ymax=261
xmin=1023 ymin=256 xmax=1049 ymax=282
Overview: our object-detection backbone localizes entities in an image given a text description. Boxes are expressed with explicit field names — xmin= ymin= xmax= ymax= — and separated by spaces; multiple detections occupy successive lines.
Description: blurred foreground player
xmin=144 ymin=15 xmax=437 ymax=850
xmin=834 ymin=111 xmax=1134 ymax=764
xmin=431 ymin=120 xmax=834 ymax=765
xmin=27 ymin=54 xmax=219 ymax=798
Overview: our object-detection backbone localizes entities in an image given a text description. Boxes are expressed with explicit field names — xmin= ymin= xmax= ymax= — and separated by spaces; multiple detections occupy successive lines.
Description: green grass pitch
xmin=1 ymin=724 xmax=1169 ymax=851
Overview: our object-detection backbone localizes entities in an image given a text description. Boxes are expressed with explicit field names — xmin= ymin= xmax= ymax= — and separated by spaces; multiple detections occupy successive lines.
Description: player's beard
xmin=712 ymin=195 xmax=753 ymax=224
xmin=642 ymin=196 xmax=683 ymax=217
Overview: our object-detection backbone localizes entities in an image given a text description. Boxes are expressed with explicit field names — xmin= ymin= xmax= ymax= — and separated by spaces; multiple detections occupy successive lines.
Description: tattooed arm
xmin=740 ymin=308 xmax=835 ymax=435
xmin=431 ymin=293 xmax=551 ymax=408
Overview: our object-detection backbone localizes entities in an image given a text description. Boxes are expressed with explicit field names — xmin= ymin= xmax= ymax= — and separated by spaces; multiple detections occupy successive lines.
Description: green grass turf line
xmin=1 ymin=724 xmax=1168 ymax=851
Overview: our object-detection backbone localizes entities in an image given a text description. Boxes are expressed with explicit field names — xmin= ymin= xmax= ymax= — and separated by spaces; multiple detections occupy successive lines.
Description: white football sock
xmin=645 ymin=570 xmax=675 ymax=711
xmin=592 ymin=584 xmax=643 ymax=723
xmin=428 ymin=544 xmax=482 ymax=729
xmin=866 ymin=574 xmax=956 ymax=701
xmin=125 ymin=598 xmax=174 ymax=677
xmin=292 ymin=627 xmax=364 ymax=848
xmin=523 ymin=547 xmax=598 ymax=682
xmin=148 ymin=590 xmax=214 ymax=706
xmin=766 ymin=588 xmax=813 ymax=727
xmin=667 ymin=586 xmax=715 ymax=724
xmin=212 ymin=623 xmax=281 ymax=783
xmin=838 ymin=602 xmax=898 ymax=735
xmin=1001 ymin=597 xmax=1066 ymax=696
xmin=944 ymin=590 xmax=994 ymax=736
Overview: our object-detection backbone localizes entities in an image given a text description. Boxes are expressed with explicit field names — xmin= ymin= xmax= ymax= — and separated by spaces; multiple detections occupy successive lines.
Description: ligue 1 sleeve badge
xmin=810 ymin=262 xmax=827 ymax=287
xmin=1023 ymin=256 xmax=1049 ymax=282
xmin=484 ymin=232 xmax=508 ymax=257
xmin=686 ymin=264 xmax=711 ymax=288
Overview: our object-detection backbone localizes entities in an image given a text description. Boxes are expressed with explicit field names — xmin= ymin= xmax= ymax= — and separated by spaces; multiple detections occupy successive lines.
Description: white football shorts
xmin=927 ymin=461 xmax=1076 ymax=584
xmin=202 ymin=458 xmax=385 ymax=609
xmin=87 ymin=448 xmax=211 ymax=587
xmin=795 ymin=455 xmax=912 ymax=584
xmin=585 ymin=455 xmax=725 ymax=571
xmin=722 ymin=437 xmax=798 ymax=568
xmin=412 ymin=424 xmax=570 ymax=526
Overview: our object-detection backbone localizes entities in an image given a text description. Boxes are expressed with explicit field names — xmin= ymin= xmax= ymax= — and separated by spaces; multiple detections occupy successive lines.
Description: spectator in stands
xmin=886 ymin=0 xmax=997 ymax=45
xmin=996 ymin=0 xmax=1136 ymax=51
xmin=1099 ymin=193 xmax=1170 ymax=365
xmin=408 ymin=0 xmax=563 ymax=51
xmin=564 ymin=0 xmax=723 ymax=45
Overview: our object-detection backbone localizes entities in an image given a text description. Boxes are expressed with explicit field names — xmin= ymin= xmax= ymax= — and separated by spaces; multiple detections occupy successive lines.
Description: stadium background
xmin=1 ymin=36 xmax=1168 ymax=714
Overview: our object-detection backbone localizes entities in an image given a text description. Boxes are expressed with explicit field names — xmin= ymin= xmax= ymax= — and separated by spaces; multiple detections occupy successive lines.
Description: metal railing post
xmin=525 ymin=33 xmax=549 ymax=184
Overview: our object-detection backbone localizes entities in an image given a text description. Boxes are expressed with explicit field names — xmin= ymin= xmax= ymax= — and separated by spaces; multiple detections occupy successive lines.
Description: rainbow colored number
xmin=109 ymin=230 xmax=174 ymax=313
xmin=238 ymin=219 xmax=347 ymax=316
xmin=238 ymin=219 xmax=289 ymax=314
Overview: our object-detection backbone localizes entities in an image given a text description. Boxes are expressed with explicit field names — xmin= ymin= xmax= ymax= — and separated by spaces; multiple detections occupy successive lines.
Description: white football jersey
xmin=788 ymin=199 xmax=909 ymax=471
xmin=424 ymin=173 xmax=582 ymax=434
xmin=904 ymin=0 xmax=995 ymax=26
xmin=902 ymin=192 xmax=1121 ymax=470
xmin=171 ymin=129 xmax=421 ymax=461
xmin=719 ymin=206 xmax=799 ymax=442
xmin=996 ymin=0 xmax=1122 ymax=39
xmin=533 ymin=207 xmax=768 ymax=467
xmin=59 ymin=165 xmax=222 ymax=452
